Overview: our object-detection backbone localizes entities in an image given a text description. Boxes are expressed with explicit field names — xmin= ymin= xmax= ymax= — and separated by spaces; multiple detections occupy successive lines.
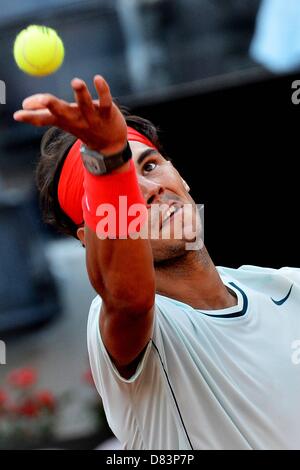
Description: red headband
xmin=57 ymin=126 xmax=157 ymax=225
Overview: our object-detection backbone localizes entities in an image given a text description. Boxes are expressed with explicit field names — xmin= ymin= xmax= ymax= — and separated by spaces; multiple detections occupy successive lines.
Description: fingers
xmin=15 ymin=92 xmax=77 ymax=126
xmin=36 ymin=93 xmax=77 ymax=123
xmin=13 ymin=109 xmax=57 ymax=127
xmin=71 ymin=78 xmax=95 ymax=125
xmin=15 ymin=96 xmax=84 ymax=130
xmin=14 ymin=77 xmax=105 ymax=131
xmin=94 ymin=75 xmax=112 ymax=110
xmin=22 ymin=94 xmax=49 ymax=111
xmin=22 ymin=94 xmax=98 ymax=111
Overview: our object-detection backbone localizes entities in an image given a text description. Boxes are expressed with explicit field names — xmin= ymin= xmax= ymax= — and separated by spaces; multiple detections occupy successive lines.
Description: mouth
xmin=160 ymin=203 xmax=183 ymax=229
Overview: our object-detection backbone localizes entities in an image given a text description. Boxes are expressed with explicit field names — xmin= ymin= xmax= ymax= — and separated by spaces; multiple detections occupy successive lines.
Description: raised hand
xmin=13 ymin=75 xmax=128 ymax=155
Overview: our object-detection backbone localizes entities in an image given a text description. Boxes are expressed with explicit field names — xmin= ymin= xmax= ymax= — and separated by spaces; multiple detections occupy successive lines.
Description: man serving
xmin=14 ymin=75 xmax=300 ymax=449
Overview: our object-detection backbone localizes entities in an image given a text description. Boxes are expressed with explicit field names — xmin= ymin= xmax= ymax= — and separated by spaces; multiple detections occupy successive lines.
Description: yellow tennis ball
xmin=14 ymin=25 xmax=64 ymax=76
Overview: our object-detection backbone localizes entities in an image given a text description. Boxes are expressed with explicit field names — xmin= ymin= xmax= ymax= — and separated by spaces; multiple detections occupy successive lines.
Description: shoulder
xmin=217 ymin=264 xmax=300 ymax=302
xmin=217 ymin=264 xmax=300 ymax=283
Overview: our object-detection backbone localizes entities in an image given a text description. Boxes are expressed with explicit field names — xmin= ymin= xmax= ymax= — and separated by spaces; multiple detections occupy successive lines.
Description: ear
xmin=181 ymin=177 xmax=190 ymax=193
xmin=77 ymin=226 xmax=85 ymax=247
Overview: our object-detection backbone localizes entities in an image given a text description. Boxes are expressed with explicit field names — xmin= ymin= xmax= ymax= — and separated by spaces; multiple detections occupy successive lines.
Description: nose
xmin=138 ymin=176 xmax=165 ymax=207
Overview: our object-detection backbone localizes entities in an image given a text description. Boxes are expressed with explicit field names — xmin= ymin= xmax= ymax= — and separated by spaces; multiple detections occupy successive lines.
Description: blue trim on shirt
xmin=152 ymin=340 xmax=194 ymax=450
xmin=199 ymin=282 xmax=248 ymax=319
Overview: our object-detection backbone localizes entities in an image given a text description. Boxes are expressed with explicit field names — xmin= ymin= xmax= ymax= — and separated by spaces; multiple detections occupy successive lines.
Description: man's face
xmin=130 ymin=141 xmax=201 ymax=263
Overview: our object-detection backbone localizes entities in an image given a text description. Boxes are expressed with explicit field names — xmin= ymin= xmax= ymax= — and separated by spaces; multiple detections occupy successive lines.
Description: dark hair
xmin=36 ymin=106 xmax=163 ymax=239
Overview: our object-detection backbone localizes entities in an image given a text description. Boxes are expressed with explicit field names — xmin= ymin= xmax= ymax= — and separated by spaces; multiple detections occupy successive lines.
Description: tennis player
xmin=14 ymin=75 xmax=300 ymax=450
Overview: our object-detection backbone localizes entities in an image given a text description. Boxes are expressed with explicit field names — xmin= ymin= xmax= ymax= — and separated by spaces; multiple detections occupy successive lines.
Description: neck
xmin=155 ymin=247 xmax=237 ymax=310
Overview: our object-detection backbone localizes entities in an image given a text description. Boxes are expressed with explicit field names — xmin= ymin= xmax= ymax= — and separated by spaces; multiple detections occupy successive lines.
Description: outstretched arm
xmin=14 ymin=76 xmax=156 ymax=377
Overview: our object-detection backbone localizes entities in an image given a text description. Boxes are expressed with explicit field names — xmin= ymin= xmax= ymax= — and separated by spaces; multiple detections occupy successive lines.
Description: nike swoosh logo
xmin=271 ymin=284 xmax=294 ymax=306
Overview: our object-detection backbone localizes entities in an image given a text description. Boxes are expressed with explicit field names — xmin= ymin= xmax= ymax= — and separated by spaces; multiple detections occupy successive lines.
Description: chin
xmin=152 ymin=238 xmax=189 ymax=264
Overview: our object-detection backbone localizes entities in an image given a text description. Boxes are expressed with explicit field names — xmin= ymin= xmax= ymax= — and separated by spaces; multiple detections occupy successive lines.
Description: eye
xmin=143 ymin=161 xmax=157 ymax=173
